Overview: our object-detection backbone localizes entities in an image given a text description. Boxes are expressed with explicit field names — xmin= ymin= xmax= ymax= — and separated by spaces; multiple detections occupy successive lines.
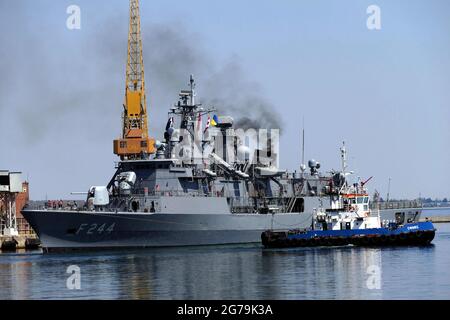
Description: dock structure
xmin=0 ymin=170 xmax=38 ymax=251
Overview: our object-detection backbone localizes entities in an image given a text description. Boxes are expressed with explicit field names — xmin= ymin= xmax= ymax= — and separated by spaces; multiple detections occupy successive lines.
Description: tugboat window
xmin=395 ymin=212 xmax=405 ymax=224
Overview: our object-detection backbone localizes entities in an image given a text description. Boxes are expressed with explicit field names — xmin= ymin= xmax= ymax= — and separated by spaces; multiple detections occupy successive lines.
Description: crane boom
xmin=113 ymin=0 xmax=155 ymax=159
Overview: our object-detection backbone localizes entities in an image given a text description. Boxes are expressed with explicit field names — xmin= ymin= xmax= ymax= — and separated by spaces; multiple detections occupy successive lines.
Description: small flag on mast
xmin=211 ymin=115 xmax=218 ymax=126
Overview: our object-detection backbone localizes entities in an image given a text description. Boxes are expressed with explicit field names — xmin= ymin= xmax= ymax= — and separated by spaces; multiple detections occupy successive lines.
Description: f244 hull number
xmin=76 ymin=223 xmax=116 ymax=235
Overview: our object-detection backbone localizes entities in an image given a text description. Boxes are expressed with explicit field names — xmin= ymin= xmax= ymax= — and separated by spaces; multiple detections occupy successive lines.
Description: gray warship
xmin=22 ymin=76 xmax=422 ymax=251
xmin=21 ymin=0 xmax=422 ymax=252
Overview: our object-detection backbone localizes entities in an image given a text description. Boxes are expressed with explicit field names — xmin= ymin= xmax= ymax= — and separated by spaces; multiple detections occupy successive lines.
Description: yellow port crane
xmin=114 ymin=0 xmax=155 ymax=159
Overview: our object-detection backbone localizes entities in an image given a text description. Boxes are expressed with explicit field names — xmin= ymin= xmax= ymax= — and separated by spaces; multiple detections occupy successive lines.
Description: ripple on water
xmin=1 ymin=225 xmax=450 ymax=299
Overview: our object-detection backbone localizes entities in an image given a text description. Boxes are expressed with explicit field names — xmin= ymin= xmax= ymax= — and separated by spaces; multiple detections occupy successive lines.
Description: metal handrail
xmin=370 ymin=200 xmax=423 ymax=210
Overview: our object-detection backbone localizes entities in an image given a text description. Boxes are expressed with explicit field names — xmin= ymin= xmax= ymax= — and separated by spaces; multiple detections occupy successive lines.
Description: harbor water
xmin=1 ymin=209 xmax=449 ymax=300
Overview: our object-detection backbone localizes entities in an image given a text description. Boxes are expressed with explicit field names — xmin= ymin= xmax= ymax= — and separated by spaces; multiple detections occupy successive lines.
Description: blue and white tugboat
xmin=261 ymin=144 xmax=436 ymax=248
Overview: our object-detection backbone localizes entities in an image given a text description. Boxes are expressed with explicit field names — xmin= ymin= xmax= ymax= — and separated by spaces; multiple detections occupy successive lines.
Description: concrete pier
xmin=0 ymin=235 xmax=39 ymax=250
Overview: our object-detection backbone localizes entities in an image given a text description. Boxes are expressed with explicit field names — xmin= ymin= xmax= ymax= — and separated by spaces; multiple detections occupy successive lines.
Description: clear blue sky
xmin=0 ymin=0 xmax=449 ymax=200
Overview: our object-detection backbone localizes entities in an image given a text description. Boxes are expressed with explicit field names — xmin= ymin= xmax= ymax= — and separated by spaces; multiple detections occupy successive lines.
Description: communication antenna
xmin=302 ymin=117 xmax=305 ymax=166
xmin=300 ymin=117 xmax=306 ymax=174
xmin=190 ymin=74 xmax=196 ymax=106
xmin=386 ymin=177 xmax=391 ymax=203
xmin=340 ymin=141 xmax=347 ymax=176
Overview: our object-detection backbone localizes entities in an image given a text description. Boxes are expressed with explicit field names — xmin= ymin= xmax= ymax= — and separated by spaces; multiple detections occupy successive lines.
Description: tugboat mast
xmin=341 ymin=141 xmax=348 ymax=177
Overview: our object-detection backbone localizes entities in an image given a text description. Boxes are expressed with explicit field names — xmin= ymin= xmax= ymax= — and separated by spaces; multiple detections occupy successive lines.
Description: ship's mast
xmin=339 ymin=141 xmax=349 ymax=194
xmin=113 ymin=0 xmax=155 ymax=160
xmin=340 ymin=141 xmax=347 ymax=177
xmin=190 ymin=75 xmax=195 ymax=106
xmin=300 ymin=117 xmax=306 ymax=176
xmin=166 ymin=76 xmax=216 ymax=164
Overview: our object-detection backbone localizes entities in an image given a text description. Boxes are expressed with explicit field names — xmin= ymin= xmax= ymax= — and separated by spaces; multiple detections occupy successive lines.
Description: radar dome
xmin=308 ymin=159 xmax=317 ymax=168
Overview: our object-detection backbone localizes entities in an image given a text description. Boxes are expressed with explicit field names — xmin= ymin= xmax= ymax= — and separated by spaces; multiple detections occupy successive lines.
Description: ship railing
xmin=132 ymin=188 xmax=226 ymax=198
xmin=229 ymin=197 xmax=257 ymax=214
xmin=370 ymin=200 xmax=423 ymax=210
xmin=26 ymin=200 xmax=85 ymax=211
xmin=228 ymin=197 xmax=288 ymax=214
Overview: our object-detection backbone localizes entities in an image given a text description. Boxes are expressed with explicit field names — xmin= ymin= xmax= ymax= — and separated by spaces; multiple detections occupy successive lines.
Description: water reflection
xmin=258 ymin=246 xmax=383 ymax=299
xmin=0 ymin=225 xmax=448 ymax=300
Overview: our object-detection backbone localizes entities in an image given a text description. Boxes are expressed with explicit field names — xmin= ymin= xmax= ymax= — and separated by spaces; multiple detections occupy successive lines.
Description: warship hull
xmin=22 ymin=208 xmax=420 ymax=251
xmin=22 ymin=210 xmax=313 ymax=251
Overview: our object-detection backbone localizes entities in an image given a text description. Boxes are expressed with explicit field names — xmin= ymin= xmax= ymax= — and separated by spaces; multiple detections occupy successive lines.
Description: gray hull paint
xmin=22 ymin=208 xmax=419 ymax=251
xmin=22 ymin=210 xmax=313 ymax=250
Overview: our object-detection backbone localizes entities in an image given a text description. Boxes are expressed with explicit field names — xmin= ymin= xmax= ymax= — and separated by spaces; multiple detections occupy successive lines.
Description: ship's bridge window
xmin=136 ymin=164 xmax=152 ymax=170
xmin=357 ymin=197 xmax=363 ymax=204
xmin=364 ymin=197 xmax=369 ymax=203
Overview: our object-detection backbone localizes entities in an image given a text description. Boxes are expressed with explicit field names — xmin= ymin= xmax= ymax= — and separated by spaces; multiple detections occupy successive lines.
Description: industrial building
xmin=0 ymin=170 xmax=36 ymax=250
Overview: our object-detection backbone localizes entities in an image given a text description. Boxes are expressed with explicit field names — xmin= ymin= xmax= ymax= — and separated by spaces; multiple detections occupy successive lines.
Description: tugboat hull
xmin=261 ymin=221 xmax=436 ymax=248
